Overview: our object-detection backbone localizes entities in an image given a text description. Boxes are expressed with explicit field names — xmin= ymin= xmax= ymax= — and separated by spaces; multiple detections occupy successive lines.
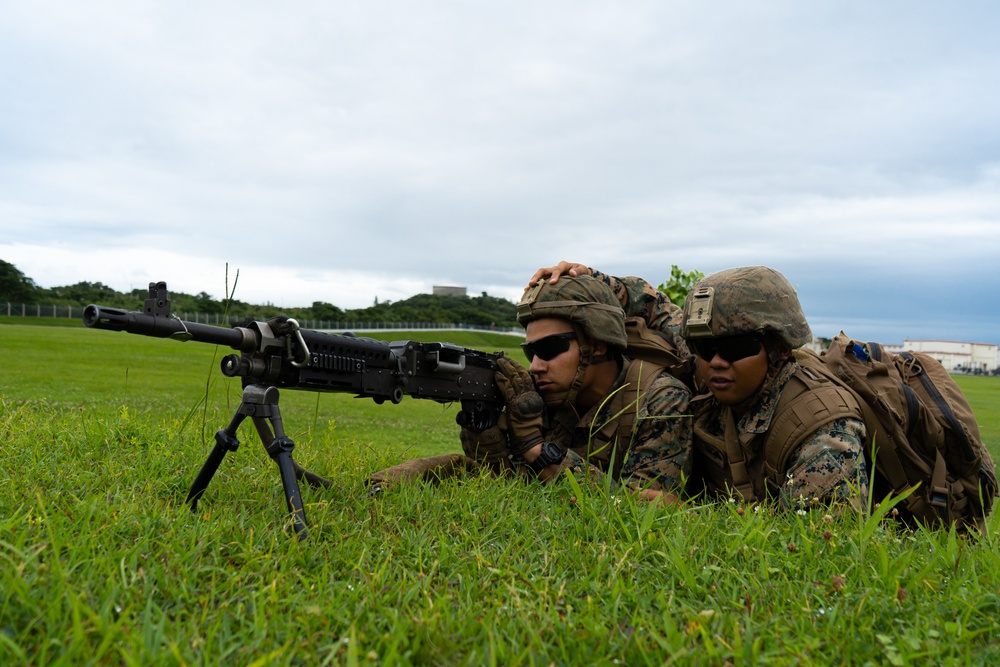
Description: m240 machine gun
xmin=83 ymin=281 xmax=504 ymax=539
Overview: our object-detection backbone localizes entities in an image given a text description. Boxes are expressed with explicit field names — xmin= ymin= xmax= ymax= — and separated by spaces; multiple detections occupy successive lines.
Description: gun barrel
xmin=83 ymin=304 xmax=252 ymax=350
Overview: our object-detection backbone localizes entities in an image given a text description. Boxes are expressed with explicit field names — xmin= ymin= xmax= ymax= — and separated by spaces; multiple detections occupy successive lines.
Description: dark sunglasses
xmin=690 ymin=335 xmax=764 ymax=363
xmin=521 ymin=332 xmax=578 ymax=362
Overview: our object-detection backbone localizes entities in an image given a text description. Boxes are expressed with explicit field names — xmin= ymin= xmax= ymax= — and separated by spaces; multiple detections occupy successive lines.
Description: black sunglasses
xmin=690 ymin=335 xmax=764 ymax=363
xmin=521 ymin=332 xmax=578 ymax=362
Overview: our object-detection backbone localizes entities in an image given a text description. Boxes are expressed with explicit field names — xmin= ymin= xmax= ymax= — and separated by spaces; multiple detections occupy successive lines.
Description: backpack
xmin=766 ymin=331 xmax=996 ymax=531
xmin=622 ymin=316 xmax=693 ymax=383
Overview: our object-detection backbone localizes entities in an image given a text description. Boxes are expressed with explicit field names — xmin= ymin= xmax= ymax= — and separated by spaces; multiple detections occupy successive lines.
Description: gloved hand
xmin=457 ymin=412 xmax=513 ymax=475
xmin=494 ymin=356 xmax=545 ymax=455
xmin=367 ymin=454 xmax=475 ymax=495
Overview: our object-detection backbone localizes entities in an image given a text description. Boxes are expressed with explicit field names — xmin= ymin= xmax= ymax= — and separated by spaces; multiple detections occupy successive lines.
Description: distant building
xmin=902 ymin=339 xmax=998 ymax=374
xmin=432 ymin=285 xmax=467 ymax=297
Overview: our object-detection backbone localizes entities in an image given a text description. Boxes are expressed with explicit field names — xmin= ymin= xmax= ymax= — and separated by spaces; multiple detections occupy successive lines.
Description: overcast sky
xmin=2 ymin=1 xmax=998 ymax=344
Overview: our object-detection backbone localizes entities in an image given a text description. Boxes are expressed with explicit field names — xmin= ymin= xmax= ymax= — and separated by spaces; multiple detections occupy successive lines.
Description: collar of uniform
xmin=549 ymin=357 xmax=631 ymax=434
xmin=737 ymin=359 xmax=799 ymax=435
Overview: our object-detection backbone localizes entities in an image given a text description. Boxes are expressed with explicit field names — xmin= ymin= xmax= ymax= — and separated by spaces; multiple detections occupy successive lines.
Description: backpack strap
xmin=899 ymin=351 xmax=976 ymax=464
xmin=723 ymin=409 xmax=758 ymax=501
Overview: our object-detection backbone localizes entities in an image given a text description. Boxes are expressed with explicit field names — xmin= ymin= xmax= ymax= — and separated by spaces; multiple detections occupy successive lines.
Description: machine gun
xmin=83 ymin=281 xmax=505 ymax=539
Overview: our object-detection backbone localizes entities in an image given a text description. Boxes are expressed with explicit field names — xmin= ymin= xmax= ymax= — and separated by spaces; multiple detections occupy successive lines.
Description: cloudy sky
xmin=2 ymin=1 xmax=999 ymax=344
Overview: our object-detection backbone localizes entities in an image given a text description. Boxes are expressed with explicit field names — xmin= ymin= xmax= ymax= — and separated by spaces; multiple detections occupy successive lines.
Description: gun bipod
xmin=185 ymin=383 xmax=332 ymax=541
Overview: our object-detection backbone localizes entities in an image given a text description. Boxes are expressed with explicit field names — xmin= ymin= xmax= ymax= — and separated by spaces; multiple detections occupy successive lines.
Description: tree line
xmin=1 ymin=259 xmax=707 ymax=328
xmin=0 ymin=259 xmax=520 ymax=327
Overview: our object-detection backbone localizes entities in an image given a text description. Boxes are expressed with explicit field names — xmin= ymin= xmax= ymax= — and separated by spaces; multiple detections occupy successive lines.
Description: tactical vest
xmin=548 ymin=356 xmax=670 ymax=478
xmin=691 ymin=361 xmax=862 ymax=501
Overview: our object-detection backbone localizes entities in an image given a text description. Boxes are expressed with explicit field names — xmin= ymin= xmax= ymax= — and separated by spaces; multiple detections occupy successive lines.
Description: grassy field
xmin=2 ymin=322 xmax=1000 ymax=665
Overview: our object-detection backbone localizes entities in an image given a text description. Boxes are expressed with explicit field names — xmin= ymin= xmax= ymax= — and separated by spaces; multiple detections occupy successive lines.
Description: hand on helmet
xmin=526 ymin=261 xmax=592 ymax=288
xmin=494 ymin=356 xmax=545 ymax=454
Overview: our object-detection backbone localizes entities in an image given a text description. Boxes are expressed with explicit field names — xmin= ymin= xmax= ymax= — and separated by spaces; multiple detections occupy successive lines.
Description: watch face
xmin=529 ymin=442 xmax=565 ymax=473
xmin=542 ymin=441 xmax=564 ymax=462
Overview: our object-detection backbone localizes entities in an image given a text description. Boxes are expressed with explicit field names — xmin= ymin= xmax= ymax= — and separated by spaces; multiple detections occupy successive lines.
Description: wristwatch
xmin=527 ymin=441 xmax=566 ymax=474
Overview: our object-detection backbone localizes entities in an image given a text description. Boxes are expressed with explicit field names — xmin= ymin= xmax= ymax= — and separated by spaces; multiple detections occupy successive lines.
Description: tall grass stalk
xmin=2 ymin=323 xmax=1000 ymax=664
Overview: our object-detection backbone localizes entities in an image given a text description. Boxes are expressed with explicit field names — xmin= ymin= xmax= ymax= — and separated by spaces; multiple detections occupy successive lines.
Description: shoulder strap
xmin=723 ymin=409 xmax=757 ymax=501
xmin=762 ymin=358 xmax=865 ymax=486
xmin=587 ymin=358 xmax=668 ymax=477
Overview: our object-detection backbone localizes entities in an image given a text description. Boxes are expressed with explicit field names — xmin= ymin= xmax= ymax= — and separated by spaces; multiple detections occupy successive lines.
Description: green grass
xmin=951 ymin=376 xmax=1000 ymax=457
xmin=2 ymin=323 xmax=1000 ymax=665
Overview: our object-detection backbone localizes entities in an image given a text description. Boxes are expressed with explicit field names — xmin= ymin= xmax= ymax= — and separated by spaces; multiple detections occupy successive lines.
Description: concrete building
xmin=432 ymin=285 xmax=467 ymax=297
xmin=902 ymin=339 xmax=998 ymax=374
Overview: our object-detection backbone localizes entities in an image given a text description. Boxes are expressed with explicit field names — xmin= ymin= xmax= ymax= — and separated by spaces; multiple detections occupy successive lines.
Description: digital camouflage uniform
xmin=510 ymin=269 xmax=692 ymax=494
xmin=690 ymin=359 xmax=869 ymax=510
xmin=547 ymin=358 xmax=693 ymax=495
xmin=514 ymin=274 xmax=693 ymax=496
xmin=591 ymin=265 xmax=869 ymax=511
xmin=588 ymin=269 xmax=690 ymax=357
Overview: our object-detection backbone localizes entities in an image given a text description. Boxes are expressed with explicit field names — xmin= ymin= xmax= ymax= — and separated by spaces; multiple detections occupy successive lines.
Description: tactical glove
xmin=494 ymin=356 xmax=545 ymax=455
xmin=458 ymin=418 xmax=514 ymax=475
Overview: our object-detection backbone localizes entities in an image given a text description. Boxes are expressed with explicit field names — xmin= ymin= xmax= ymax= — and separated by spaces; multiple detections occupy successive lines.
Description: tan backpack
xmin=766 ymin=332 xmax=996 ymax=531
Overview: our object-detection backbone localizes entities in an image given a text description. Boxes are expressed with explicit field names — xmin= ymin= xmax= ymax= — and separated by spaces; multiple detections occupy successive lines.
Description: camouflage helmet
xmin=681 ymin=266 xmax=812 ymax=349
xmin=516 ymin=275 xmax=627 ymax=349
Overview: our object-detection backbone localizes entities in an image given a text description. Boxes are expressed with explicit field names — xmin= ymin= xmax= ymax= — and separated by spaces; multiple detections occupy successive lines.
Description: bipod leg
xmin=186 ymin=407 xmax=245 ymax=511
xmin=294 ymin=461 xmax=333 ymax=489
xmin=243 ymin=385 xmax=311 ymax=541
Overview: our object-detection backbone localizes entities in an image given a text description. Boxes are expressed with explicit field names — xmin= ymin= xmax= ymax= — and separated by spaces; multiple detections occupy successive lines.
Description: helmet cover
xmin=681 ymin=266 xmax=812 ymax=348
xmin=517 ymin=275 xmax=627 ymax=350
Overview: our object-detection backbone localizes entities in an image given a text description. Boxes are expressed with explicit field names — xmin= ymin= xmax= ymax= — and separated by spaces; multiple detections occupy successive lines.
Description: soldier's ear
xmin=764 ymin=335 xmax=791 ymax=365
xmin=588 ymin=339 xmax=615 ymax=365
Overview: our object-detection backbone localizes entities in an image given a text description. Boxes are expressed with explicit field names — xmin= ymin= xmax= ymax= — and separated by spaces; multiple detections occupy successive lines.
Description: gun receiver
xmin=83 ymin=281 xmax=506 ymax=539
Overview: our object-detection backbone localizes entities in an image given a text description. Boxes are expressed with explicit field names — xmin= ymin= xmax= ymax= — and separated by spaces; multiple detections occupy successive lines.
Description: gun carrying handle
xmin=431 ymin=352 xmax=467 ymax=374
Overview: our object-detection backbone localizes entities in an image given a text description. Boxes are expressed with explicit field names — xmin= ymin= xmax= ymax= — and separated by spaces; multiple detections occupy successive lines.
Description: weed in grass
xmin=4 ymin=325 xmax=1000 ymax=664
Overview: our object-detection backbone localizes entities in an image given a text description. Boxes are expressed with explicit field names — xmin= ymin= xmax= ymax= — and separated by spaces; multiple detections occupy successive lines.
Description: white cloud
xmin=2 ymin=1 xmax=999 ymax=343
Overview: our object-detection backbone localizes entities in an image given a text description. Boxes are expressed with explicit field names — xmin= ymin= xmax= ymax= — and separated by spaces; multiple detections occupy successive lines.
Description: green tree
xmin=193 ymin=291 xmax=224 ymax=315
xmin=46 ymin=281 xmax=120 ymax=305
xmin=0 ymin=259 xmax=39 ymax=302
xmin=657 ymin=265 xmax=705 ymax=306
xmin=307 ymin=301 xmax=345 ymax=320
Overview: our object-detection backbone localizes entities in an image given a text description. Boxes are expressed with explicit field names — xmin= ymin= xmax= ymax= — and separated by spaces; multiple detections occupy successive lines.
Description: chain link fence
xmin=2 ymin=302 xmax=523 ymax=336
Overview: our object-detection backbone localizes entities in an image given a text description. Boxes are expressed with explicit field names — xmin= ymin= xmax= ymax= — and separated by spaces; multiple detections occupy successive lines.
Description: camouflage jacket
xmin=690 ymin=359 xmax=870 ymax=510
xmin=587 ymin=268 xmax=867 ymax=509
xmin=547 ymin=356 xmax=693 ymax=495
